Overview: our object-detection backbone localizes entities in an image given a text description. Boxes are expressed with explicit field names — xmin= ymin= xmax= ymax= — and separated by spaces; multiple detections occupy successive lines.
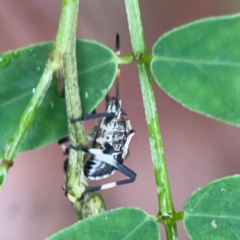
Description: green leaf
xmin=184 ymin=175 xmax=240 ymax=240
xmin=47 ymin=208 xmax=160 ymax=240
xmin=151 ymin=14 xmax=240 ymax=126
xmin=0 ymin=40 xmax=117 ymax=157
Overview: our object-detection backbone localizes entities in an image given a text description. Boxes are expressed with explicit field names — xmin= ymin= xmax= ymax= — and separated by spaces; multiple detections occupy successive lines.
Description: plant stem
xmin=57 ymin=0 xmax=85 ymax=219
xmin=117 ymin=55 xmax=133 ymax=64
xmin=2 ymin=0 xmax=105 ymax=217
xmin=2 ymin=1 xmax=83 ymax=165
xmin=157 ymin=211 xmax=184 ymax=223
xmin=55 ymin=0 xmax=105 ymax=218
xmin=3 ymin=61 xmax=54 ymax=162
xmin=173 ymin=211 xmax=184 ymax=221
xmin=124 ymin=0 xmax=178 ymax=239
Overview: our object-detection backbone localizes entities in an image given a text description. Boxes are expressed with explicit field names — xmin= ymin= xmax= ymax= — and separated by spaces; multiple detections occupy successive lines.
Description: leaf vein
xmin=153 ymin=56 xmax=240 ymax=67
xmin=185 ymin=212 xmax=240 ymax=220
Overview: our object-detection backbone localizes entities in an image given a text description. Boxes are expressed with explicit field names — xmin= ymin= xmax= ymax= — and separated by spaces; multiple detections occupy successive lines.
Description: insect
xmin=58 ymin=34 xmax=136 ymax=200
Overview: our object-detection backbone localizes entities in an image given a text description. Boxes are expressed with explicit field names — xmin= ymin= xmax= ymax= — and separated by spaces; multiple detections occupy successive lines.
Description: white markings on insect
xmin=100 ymin=182 xmax=117 ymax=190
xmin=50 ymin=102 xmax=54 ymax=108
xmin=87 ymin=148 xmax=119 ymax=167
xmin=76 ymin=96 xmax=136 ymax=198
xmin=32 ymin=88 xmax=36 ymax=93
xmin=60 ymin=144 xmax=67 ymax=152
xmin=89 ymin=174 xmax=112 ymax=181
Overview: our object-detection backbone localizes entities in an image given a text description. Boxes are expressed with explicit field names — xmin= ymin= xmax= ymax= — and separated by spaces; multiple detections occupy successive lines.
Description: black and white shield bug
xmin=58 ymin=34 xmax=136 ymax=200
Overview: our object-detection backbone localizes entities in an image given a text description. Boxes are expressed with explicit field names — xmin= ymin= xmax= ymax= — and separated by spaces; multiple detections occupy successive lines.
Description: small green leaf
xmin=184 ymin=175 xmax=240 ymax=240
xmin=47 ymin=208 xmax=160 ymax=240
xmin=151 ymin=14 xmax=240 ymax=126
xmin=0 ymin=40 xmax=117 ymax=157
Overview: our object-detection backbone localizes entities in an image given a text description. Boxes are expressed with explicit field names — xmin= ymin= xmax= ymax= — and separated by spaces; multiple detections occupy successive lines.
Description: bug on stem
xmin=59 ymin=34 xmax=136 ymax=200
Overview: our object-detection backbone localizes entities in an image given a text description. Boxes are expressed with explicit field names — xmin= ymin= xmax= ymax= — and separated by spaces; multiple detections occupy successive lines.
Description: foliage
xmin=1 ymin=1 xmax=240 ymax=239
xmin=47 ymin=208 xmax=159 ymax=240
xmin=0 ymin=40 xmax=117 ymax=157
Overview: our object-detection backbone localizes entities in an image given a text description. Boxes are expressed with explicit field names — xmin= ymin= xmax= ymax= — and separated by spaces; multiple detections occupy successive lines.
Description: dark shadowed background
xmin=1 ymin=1 xmax=240 ymax=239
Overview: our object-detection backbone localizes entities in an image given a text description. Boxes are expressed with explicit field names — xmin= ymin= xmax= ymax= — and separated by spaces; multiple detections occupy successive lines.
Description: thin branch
xmin=124 ymin=0 xmax=178 ymax=239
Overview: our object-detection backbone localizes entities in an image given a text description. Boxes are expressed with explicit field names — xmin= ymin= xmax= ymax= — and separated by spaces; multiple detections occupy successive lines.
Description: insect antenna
xmin=105 ymin=33 xmax=121 ymax=109
xmin=116 ymin=33 xmax=120 ymax=99
xmin=116 ymin=33 xmax=120 ymax=56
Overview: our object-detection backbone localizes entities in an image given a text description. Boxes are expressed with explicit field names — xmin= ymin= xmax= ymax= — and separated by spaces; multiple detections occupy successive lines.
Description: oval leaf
xmin=0 ymin=40 xmax=117 ymax=157
xmin=47 ymin=208 xmax=160 ymax=240
xmin=151 ymin=14 xmax=240 ymax=126
xmin=184 ymin=175 xmax=240 ymax=239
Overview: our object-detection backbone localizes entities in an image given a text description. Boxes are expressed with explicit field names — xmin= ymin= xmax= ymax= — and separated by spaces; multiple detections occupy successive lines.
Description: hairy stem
xmin=3 ymin=61 xmax=55 ymax=162
xmin=56 ymin=0 xmax=105 ymax=218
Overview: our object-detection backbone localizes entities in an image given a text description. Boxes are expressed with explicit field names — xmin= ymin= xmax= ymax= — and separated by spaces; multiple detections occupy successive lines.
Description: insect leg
xmin=69 ymin=145 xmax=136 ymax=200
xmin=79 ymin=162 xmax=136 ymax=200
xmin=58 ymin=137 xmax=69 ymax=194
xmin=62 ymin=158 xmax=69 ymax=196
xmin=58 ymin=136 xmax=69 ymax=144
xmin=58 ymin=136 xmax=69 ymax=155
xmin=71 ymin=112 xmax=114 ymax=123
